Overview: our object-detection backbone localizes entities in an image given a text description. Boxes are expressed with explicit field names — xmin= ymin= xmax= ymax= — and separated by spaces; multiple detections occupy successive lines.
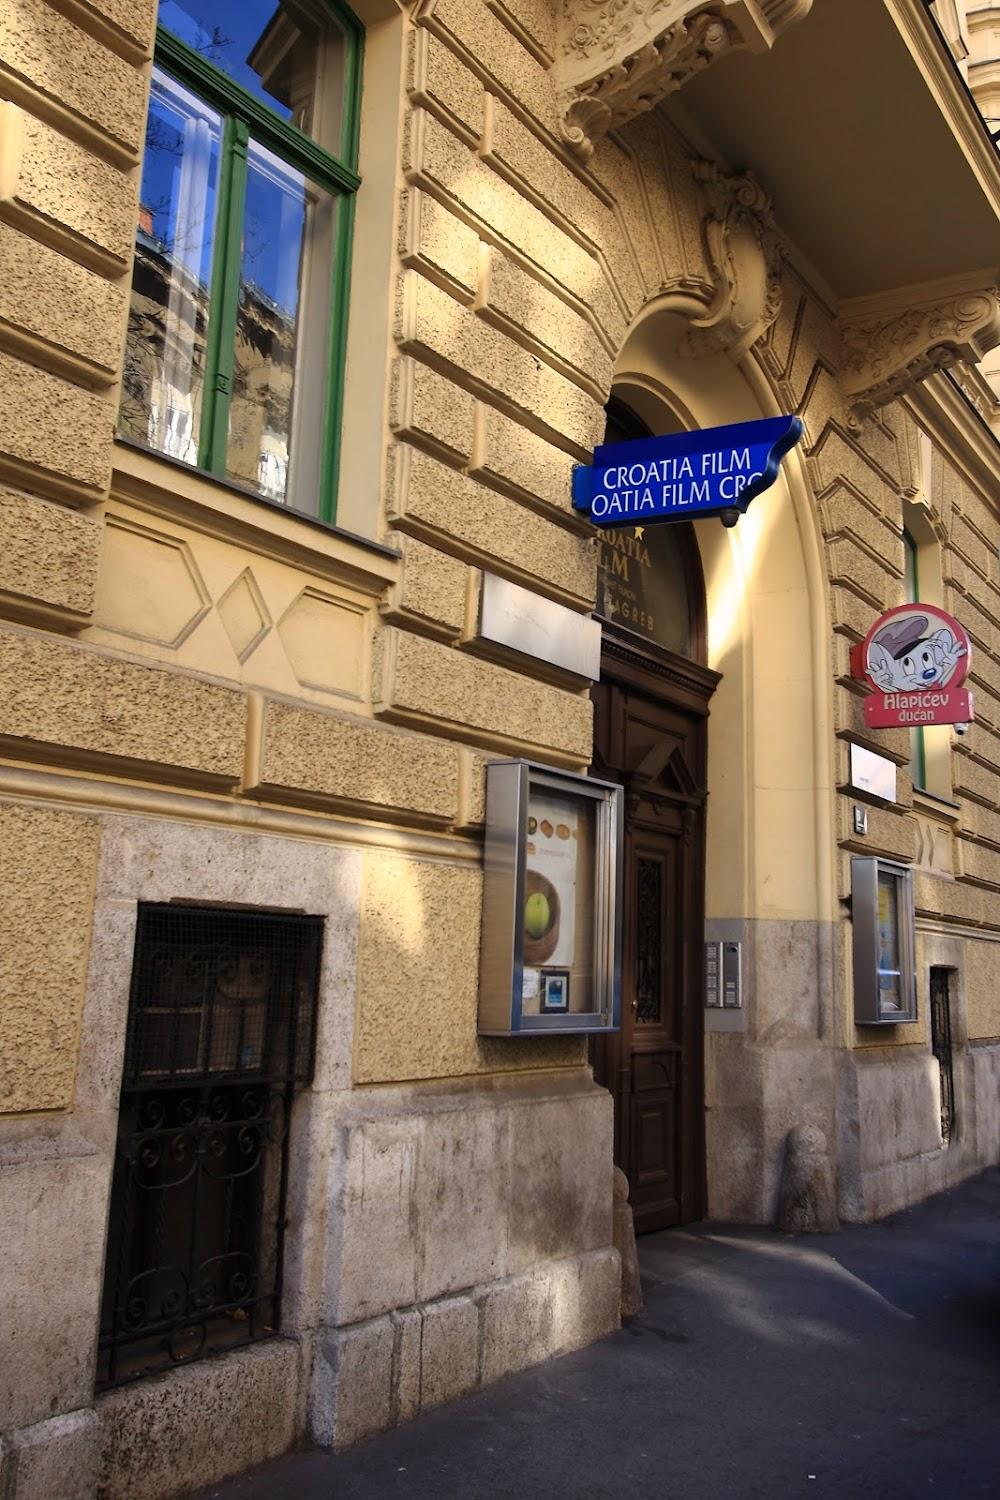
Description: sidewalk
xmin=194 ymin=1168 xmax=1000 ymax=1500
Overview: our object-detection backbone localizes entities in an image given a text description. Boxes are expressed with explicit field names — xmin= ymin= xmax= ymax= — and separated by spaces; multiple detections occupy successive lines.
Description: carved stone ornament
xmin=841 ymin=288 xmax=1000 ymax=424
xmin=679 ymin=160 xmax=785 ymax=360
xmin=556 ymin=0 xmax=813 ymax=159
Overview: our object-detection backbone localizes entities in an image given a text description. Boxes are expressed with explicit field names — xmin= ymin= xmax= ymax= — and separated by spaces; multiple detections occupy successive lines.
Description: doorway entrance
xmin=591 ymin=642 xmax=717 ymax=1231
xmin=590 ymin=399 xmax=718 ymax=1233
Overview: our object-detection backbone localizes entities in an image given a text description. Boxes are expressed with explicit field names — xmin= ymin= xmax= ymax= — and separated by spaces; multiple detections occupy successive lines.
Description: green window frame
xmin=903 ymin=527 xmax=927 ymax=789
xmin=120 ymin=4 xmax=363 ymax=524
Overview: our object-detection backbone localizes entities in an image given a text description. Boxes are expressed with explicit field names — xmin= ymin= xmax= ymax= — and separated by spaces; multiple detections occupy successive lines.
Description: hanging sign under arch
xmin=849 ymin=603 xmax=973 ymax=729
xmin=571 ymin=415 xmax=804 ymax=529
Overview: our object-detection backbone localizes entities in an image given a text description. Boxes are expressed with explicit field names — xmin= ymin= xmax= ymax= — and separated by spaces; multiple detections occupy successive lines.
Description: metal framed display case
xmin=852 ymin=856 xmax=917 ymax=1025
xmin=477 ymin=760 xmax=623 ymax=1035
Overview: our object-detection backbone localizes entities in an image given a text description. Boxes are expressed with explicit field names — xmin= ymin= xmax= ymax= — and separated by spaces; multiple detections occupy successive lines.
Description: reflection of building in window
xmin=118 ymin=0 xmax=361 ymax=520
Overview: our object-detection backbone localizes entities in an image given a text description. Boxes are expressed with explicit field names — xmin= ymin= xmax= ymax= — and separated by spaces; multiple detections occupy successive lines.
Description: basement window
xmin=97 ymin=904 xmax=323 ymax=1390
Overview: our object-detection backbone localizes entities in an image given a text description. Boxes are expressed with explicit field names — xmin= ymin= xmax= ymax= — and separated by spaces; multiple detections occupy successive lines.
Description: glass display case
xmin=852 ymin=857 xmax=917 ymax=1025
xmin=477 ymin=761 xmax=623 ymax=1035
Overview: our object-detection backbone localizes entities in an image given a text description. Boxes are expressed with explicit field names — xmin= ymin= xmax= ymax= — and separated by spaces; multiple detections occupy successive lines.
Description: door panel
xmin=592 ymin=662 xmax=712 ymax=1233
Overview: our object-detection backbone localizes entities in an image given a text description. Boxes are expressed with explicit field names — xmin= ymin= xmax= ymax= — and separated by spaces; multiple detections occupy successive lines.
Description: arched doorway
xmin=590 ymin=398 xmax=720 ymax=1232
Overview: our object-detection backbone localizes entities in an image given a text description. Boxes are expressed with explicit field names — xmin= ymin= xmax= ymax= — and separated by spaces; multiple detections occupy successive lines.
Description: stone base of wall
xmin=311 ymin=1248 xmax=621 ymax=1451
xmin=1 ymin=1069 xmax=618 ymax=1500
xmin=837 ymin=1041 xmax=1000 ymax=1223
xmin=80 ymin=1247 xmax=620 ymax=1498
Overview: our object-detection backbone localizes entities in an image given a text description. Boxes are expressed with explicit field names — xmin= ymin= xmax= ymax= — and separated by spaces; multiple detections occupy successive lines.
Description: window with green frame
xmin=903 ymin=527 xmax=927 ymax=788
xmin=119 ymin=0 xmax=362 ymax=521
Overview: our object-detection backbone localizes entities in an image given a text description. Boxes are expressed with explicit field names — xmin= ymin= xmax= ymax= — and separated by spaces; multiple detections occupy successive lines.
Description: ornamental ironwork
xmin=97 ymin=905 xmax=323 ymax=1390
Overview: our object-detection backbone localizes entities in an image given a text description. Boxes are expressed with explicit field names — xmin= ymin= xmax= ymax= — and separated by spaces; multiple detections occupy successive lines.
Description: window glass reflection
xmin=158 ymin=0 xmax=346 ymax=153
xmin=120 ymin=68 xmax=221 ymax=465
xmin=226 ymin=141 xmax=336 ymax=506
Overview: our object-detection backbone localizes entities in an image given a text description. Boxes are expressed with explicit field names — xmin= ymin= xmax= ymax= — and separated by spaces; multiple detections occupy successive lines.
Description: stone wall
xmin=3 ymin=1 xmax=1000 ymax=1495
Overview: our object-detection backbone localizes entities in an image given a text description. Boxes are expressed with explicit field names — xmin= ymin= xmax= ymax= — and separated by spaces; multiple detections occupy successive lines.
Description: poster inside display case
xmin=852 ymin=856 xmax=917 ymax=1025
xmin=478 ymin=761 xmax=623 ymax=1035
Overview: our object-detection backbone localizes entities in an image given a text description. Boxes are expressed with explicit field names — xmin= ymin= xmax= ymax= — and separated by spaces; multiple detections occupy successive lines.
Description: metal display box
xmin=852 ymin=856 xmax=917 ymax=1025
xmin=478 ymin=760 xmax=623 ymax=1035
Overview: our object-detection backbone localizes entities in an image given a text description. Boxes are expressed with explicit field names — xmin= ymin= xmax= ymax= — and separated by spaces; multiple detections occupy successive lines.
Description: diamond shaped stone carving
xmin=218 ymin=569 xmax=271 ymax=664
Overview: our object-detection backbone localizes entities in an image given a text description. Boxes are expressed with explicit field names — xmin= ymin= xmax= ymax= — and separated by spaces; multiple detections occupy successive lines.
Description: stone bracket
xmin=680 ymin=160 xmax=785 ymax=360
xmin=556 ymin=0 xmax=812 ymax=159
xmin=841 ymin=284 xmax=1000 ymax=424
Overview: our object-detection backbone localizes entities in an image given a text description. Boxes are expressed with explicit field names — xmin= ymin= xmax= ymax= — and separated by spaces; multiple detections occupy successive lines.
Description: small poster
xmin=523 ymin=788 xmax=579 ymax=970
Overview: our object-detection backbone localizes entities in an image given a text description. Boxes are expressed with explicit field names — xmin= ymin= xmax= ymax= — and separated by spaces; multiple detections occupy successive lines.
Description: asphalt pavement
xmin=193 ymin=1166 xmax=1000 ymax=1500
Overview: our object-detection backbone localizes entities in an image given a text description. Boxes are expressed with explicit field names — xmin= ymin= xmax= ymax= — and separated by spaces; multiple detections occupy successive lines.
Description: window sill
xmin=111 ymin=440 xmax=400 ymax=599
xmin=912 ymin=786 xmax=960 ymax=823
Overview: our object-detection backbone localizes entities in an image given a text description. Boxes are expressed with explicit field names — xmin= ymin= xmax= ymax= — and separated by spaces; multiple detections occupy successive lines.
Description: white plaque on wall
xmin=850 ymin=744 xmax=897 ymax=803
xmin=479 ymin=573 xmax=601 ymax=680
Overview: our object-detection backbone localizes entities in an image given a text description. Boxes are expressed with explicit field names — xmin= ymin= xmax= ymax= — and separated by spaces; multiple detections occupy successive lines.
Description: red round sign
xmin=858 ymin=604 xmax=970 ymax=694
xmin=854 ymin=604 xmax=973 ymax=730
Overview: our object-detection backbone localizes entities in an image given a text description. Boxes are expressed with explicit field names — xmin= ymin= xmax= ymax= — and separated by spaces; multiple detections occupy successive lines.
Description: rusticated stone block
xmin=506 ymin=1090 xmax=613 ymax=1274
xmin=376 ymin=626 xmax=593 ymax=759
xmin=418 ymin=0 xmax=559 ymax=135
xmin=388 ymin=533 xmax=469 ymax=635
xmin=255 ymin=698 xmax=460 ymax=823
xmin=0 ymin=350 xmax=112 ymax=500
xmin=0 ymin=0 xmax=146 ymax=158
xmin=415 ymin=1295 xmax=480 ymax=1411
xmin=352 ymin=853 xmax=485 ymax=1087
xmin=399 ymin=187 xmax=480 ymax=299
xmin=64 ymin=0 xmax=156 ymax=52
xmin=1 ymin=107 xmax=136 ymax=270
xmin=471 ymin=388 xmax=594 ymax=514
xmin=477 ymin=247 xmax=613 ymax=397
xmin=477 ymin=1249 xmax=620 ymax=1385
xmin=0 ymin=1151 xmax=108 ymax=1429
xmin=396 ymin=271 xmax=599 ymax=451
xmin=407 ymin=27 xmax=483 ymax=138
xmin=403 ymin=110 xmax=620 ymax=340
xmin=488 ymin=0 xmax=557 ymax=58
xmin=964 ymin=939 xmax=1000 ymax=1040
xmin=311 ymin=1319 xmax=395 ymax=1451
xmin=387 ymin=444 xmax=594 ymax=604
xmin=97 ymin=1340 xmax=300 ymax=1500
xmin=0 ymin=627 xmax=246 ymax=782
xmin=0 ymin=802 xmax=99 ymax=1114
xmin=953 ymin=749 xmax=1000 ymax=806
xmin=0 ymin=488 xmax=102 ymax=619
xmin=839 ymin=798 xmax=915 ymax=862
xmin=0 ymin=222 xmax=126 ymax=382
xmin=482 ymin=96 xmax=621 ymax=266
xmin=391 ymin=354 xmax=475 ymax=462
xmin=7 ymin=1409 xmax=100 ymax=1500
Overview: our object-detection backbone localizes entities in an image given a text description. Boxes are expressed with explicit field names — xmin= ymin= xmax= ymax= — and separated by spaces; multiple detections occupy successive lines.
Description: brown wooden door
xmin=591 ymin=643 xmax=717 ymax=1233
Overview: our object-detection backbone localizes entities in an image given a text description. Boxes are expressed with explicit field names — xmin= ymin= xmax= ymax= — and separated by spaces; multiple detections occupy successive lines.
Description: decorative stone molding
xmin=841 ymin=286 xmax=1000 ymax=424
xmin=556 ymin=0 xmax=813 ymax=159
xmin=679 ymin=161 xmax=784 ymax=359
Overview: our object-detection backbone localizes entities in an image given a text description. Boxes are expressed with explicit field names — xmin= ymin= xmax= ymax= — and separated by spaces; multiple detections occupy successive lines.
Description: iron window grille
xmin=97 ymin=904 xmax=323 ymax=1391
xmin=929 ymin=966 xmax=957 ymax=1144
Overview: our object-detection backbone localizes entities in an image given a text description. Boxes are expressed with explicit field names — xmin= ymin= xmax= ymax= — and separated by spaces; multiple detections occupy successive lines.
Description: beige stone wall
xmin=0 ymin=804 xmax=99 ymax=1113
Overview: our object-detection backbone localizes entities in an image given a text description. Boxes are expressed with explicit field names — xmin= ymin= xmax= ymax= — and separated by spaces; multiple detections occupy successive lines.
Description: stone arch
xmin=608 ymin=294 xmax=837 ymax=941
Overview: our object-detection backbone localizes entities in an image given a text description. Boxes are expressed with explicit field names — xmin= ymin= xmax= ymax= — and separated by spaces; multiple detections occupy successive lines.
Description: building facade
xmin=1 ymin=0 xmax=1000 ymax=1496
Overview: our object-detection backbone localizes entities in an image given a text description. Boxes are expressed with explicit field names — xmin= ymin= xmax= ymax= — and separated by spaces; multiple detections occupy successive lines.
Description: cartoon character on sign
xmin=866 ymin=613 xmax=966 ymax=693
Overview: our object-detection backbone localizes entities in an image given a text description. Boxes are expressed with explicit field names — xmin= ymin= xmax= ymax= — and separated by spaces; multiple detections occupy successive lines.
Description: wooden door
xmin=591 ymin=643 xmax=717 ymax=1233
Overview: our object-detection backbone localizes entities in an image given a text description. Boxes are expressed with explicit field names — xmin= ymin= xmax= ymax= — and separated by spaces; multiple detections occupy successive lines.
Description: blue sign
xmin=572 ymin=415 xmax=803 ymax=529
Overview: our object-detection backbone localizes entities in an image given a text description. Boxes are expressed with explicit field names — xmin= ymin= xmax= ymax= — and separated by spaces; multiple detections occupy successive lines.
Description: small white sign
xmin=479 ymin=574 xmax=601 ymax=680
xmin=850 ymin=744 xmax=897 ymax=803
